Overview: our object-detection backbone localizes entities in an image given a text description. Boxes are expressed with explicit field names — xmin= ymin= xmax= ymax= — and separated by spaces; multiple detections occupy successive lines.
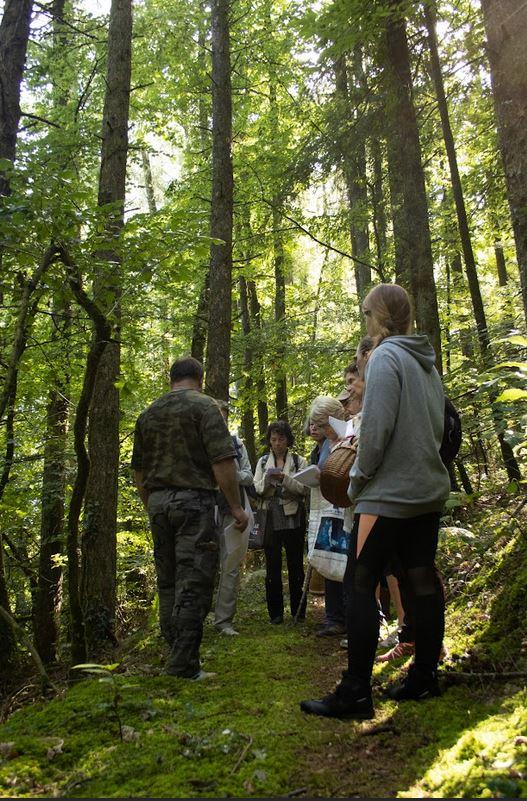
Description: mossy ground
xmin=0 ymin=503 xmax=526 ymax=798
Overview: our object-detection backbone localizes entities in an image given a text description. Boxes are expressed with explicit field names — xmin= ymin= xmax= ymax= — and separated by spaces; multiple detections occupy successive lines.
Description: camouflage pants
xmin=147 ymin=488 xmax=219 ymax=677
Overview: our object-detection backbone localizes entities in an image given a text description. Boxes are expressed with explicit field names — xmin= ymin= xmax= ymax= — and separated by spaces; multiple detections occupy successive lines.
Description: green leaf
xmin=506 ymin=335 xmax=527 ymax=347
xmin=496 ymin=388 xmax=527 ymax=403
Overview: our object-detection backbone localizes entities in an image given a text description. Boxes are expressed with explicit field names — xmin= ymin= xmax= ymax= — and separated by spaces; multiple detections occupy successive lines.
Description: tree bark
xmin=370 ymin=136 xmax=387 ymax=275
xmin=0 ymin=0 xmax=33 ymax=197
xmin=81 ymin=0 xmax=132 ymax=651
xmin=191 ymin=275 xmax=210 ymax=364
xmin=480 ymin=0 xmax=527 ymax=323
xmin=247 ymin=279 xmax=269 ymax=444
xmin=204 ymin=0 xmax=233 ymax=401
xmin=238 ymin=275 xmax=257 ymax=468
xmin=191 ymin=6 xmax=212 ymax=367
xmin=34 ymin=301 xmax=70 ymax=664
xmin=141 ymin=148 xmax=156 ymax=214
xmin=383 ymin=2 xmax=442 ymax=370
xmin=493 ymin=241 xmax=508 ymax=287
xmin=334 ymin=52 xmax=371 ymax=304
xmin=60 ymin=250 xmax=113 ymax=666
xmin=272 ymin=203 xmax=288 ymax=420
xmin=0 ymin=399 xmax=17 ymax=683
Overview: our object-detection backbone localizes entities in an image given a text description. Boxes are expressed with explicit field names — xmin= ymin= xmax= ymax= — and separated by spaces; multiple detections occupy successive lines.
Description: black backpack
xmin=260 ymin=452 xmax=300 ymax=473
xmin=440 ymin=396 xmax=462 ymax=466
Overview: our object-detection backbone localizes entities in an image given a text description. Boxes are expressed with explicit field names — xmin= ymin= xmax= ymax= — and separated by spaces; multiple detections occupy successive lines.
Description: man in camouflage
xmin=132 ymin=357 xmax=248 ymax=679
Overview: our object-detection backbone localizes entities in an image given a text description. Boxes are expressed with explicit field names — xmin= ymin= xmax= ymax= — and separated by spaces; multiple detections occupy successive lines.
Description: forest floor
xmin=1 ymin=502 xmax=527 ymax=798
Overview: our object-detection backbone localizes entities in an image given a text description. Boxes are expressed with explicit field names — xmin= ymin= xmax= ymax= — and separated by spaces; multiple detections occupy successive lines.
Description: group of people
xmin=132 ymin=282 xmax=451 ymax=718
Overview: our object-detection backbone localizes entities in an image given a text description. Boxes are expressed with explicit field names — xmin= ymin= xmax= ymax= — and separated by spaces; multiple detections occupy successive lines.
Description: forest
xmin=0 ymin=0 xmax=526 ymax=797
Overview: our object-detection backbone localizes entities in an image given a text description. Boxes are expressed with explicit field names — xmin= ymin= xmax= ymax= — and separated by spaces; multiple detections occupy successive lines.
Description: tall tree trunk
xmin=425 ymin=1 xmax=521 ymax=481
xmin=480 ymin=0 xmax=527 ymax=323
xmin=334 ymin=52 xmax=371 ymax=305
xmin=81 ymin=0 xmax=132 ymax=652
xmin=424 ymin=0 xmax=490 ymax=356
xmin=204 ymin=0 xmax=233 ymax=401
xmin=192 ymin=6 xmax=212 ymax=366
xmin=238 ymin=275 xmax=257 ymax=468
xmin=247 ymin=279 xmax=269 ymax=444
xmin=141 ymin=148 xmax=156 ymax=214
xmin=450 ymin=252 xmax=474 ymax=360
xmin=383 ymin=2 xmax=443 ymax=370
xmin=0 ymin=245 xmax=57 ymax=681
xmin=34 ymin=301 xmax=70 ymax=664
xmin=60 ymin=249 xmax=112 ymax=667
xmin=272 ymin=203 xmax=288 ymax=420
xmin=0 ymin=398 xmax=17 ymax=682
xmin=370 ymin=136 xmax=387 ymax=274
xmin=493 ymin=241 xmax=508 ymax=288
xmin=191 ymin=276 xmax=210 ymax=364
xmin=0 ymin=0 xmax=33 ymax=198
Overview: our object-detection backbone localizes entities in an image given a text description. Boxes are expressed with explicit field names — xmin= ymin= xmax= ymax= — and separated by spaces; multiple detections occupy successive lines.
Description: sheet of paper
xmin=222 ymin=510 xmax=253 ymax=573
xmin=328 ymin=416 xmax=355 ymax=439
xmin=292 ymin=464 xmax=321 ymax=488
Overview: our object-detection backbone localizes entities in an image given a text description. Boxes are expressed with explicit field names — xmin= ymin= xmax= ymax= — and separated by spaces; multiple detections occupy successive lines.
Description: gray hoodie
xmin=348 ymin=335 xmax=451 ymax=518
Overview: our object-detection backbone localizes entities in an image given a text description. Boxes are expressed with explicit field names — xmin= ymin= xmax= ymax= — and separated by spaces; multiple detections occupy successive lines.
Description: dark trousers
xmin=324 ymin=578 xmax=345 ymax=626
xmin=148 ymin=488 xmax=219 ymax=677
xmin=389 ymin=555 xmax=445 ymax=644
xmin=343 ymin=512 xmax=444 ymax=691
xmin=264 ymin=527 xmax=306 ymax=619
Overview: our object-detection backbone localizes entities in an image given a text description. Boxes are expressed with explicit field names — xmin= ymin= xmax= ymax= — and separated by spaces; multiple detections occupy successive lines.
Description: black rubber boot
xmin=386 ymin=664 xmax=441 ymax=701
xmin=300 ymin=681 xmax=374 ymax=720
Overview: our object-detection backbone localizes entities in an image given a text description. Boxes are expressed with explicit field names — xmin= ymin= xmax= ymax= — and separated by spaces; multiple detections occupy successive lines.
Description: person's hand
xmin=273 ymin=471 xmax=285 ymax=483
xmin=231 ymin=505 xmax=249 ymax=531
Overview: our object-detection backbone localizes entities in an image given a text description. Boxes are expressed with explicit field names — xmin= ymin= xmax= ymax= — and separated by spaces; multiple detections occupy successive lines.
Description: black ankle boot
xmin=387 ymin=664 xmax=441 ymax=701
xmin=300 ymin=681 xmax=374 ymax=720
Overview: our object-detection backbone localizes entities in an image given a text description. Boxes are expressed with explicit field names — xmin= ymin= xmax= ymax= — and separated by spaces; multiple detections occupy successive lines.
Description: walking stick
xmin=293 ymin=563 xmax=313 ymax=625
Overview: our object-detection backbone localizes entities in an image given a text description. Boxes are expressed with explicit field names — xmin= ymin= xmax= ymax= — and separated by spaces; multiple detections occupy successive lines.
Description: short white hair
xmin=309 ymin=396 xmax=345 ymax=426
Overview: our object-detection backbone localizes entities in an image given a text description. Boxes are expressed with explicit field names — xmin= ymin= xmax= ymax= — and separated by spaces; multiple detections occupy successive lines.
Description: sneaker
xmin=378 ymin=629 xmax=399 ymax=649
xmin=300 ymin=685 xmax=374 ymax=720
xmin=340 ymin=638 xmax=348 ymax=649
xmin=190 ymin=670 xmax=218 ymax=681
xmin=270 ymin=615 xmax=284 ymax=625
xmin=219 ymin=626 xmax=239 ymax=636
xmin=315 ymin=623 xmax=346 ymax=638
xmin=375 ymin=641 xmax=415 ymax=663
xmin=386 ymin=665 xmax=440 ymax=701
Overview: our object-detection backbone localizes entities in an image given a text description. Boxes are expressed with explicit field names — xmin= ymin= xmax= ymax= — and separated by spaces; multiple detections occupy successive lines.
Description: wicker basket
xmin=319 ymin=442 xmax=357 ymax=508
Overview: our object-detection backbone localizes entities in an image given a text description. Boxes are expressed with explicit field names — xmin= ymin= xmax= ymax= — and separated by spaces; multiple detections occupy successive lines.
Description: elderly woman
xmin=307 ymin=396 xmax=349 ymax=637
xmin=253 ymin=421 xmax=308 ymax=624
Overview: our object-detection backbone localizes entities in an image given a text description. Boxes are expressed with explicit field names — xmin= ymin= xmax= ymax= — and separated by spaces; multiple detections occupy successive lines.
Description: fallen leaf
xmin=46 ymin=739 xmax=64 ymax=760
xmin=121 ymin=726 xmax=140 ymax=742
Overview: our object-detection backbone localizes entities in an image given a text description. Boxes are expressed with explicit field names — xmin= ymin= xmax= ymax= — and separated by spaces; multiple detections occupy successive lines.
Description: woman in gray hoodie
xmin=301 ymin=283 xmax=451 ymax=719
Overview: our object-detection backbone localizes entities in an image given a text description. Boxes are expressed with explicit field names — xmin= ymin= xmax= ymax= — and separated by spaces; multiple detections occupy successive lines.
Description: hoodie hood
xmin=379 ymin=334 xmax=437 ymax=373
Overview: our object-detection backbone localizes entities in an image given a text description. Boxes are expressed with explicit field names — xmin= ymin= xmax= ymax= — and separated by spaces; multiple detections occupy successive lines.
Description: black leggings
xmin=343 ymin=512 xmax=444 ymax=689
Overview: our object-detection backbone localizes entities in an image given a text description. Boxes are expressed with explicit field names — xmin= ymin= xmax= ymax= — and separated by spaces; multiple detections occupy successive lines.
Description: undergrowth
xmin=0 ymin=499 xmax=525 ymax=798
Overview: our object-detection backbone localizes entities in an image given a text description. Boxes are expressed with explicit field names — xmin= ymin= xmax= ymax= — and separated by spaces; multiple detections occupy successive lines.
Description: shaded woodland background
xmin=0 ymin=0 xmax=526 ymax=687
